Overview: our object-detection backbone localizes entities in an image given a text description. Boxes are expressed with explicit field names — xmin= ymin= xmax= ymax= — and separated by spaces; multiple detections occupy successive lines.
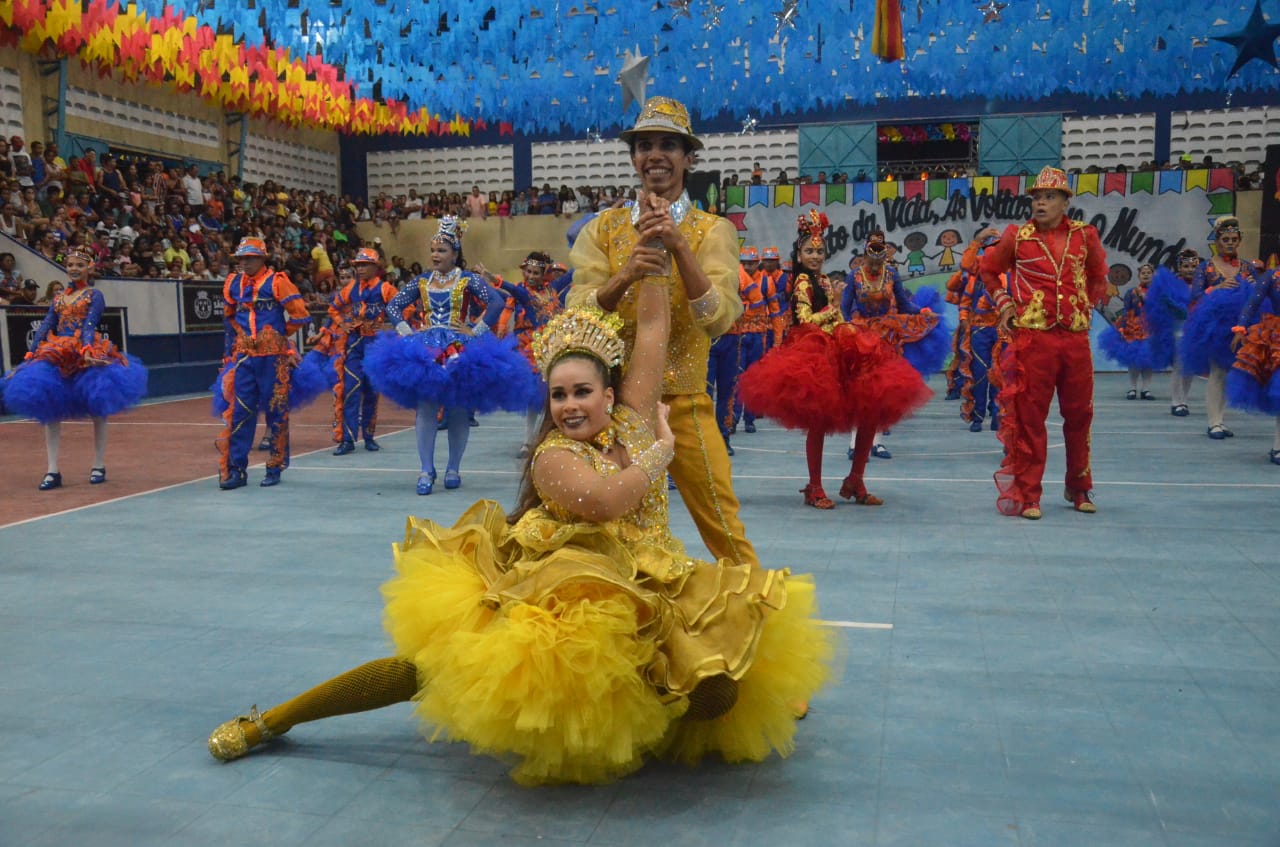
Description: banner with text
xmin=724 ymin=169 xmax=1236 ymax=312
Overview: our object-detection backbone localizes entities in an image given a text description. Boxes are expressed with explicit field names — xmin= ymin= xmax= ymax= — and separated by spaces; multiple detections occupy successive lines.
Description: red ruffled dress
xmin=738 ymin=273 xmax=931 ymax=435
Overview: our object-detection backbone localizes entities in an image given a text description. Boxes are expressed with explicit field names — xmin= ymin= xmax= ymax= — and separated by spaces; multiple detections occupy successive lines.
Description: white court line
xmin=286 ymin=465 xmax=1280 ymax=489
xmin=30 ymin=421 xmax=350 ymax=428
xmin=288 ymin=466 xmax=520 ymax=475
xmin=818 ymin=619 xmax=893 ymax=630
xmin=0 ymin=428 xmax=410 ymax=531
xmin=0 ymin=475 xmax=222 ymax=530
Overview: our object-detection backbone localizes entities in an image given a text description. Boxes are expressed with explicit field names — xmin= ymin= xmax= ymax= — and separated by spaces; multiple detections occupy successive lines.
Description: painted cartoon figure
xmin=903 ymin=231 xmax=928 ymax=277
xmin=935 ymin=228 xmax=962 ymax=272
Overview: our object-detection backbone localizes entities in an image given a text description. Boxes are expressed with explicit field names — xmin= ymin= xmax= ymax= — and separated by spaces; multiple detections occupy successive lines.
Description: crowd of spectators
xmin=0 ymin=131 xmax=1268 ymax=309
xmin=0 ymin=135 xmax=369 ymax=306
xmin=366 ymin=183 xmax=639 ymax=232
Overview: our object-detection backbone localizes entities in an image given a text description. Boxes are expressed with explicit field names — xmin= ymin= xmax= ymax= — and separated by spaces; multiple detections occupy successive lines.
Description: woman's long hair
xmin=507 ymin=352 xmax=622 ymax=525
xmin=789 ymin=238 xmax=827 ymax=323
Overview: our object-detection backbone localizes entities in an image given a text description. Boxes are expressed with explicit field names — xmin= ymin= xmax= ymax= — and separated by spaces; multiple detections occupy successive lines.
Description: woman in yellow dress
xmin=207 ymin=223 xmax=833 ymax=785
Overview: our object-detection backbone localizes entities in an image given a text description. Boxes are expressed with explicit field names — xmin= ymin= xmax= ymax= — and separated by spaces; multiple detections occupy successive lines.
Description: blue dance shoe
xmin=872 ymin=444 xmax=892 ymax=459
xmin=219 ymin=469 xmax=247 ymax=491
xmin=257 ymin=436 xmax=271 ymax=451
xmin=1270 ymin=450 xmax=1280 ymax=466
xmin=38 ymin=472 xmax=62 ymax=491
xmin=89 ymin=467 xmax=107 ymax=484
xmin=260 ymin=469 xmax=282 ymax=487
xmin=444 ymin=470 xmax=462 ymax=490
xmin=969 ymin=419 xmax=984 ymax=433
xmin=417 ymin=471 xmax=436 ymax=495
xmin=364 ymin=438 xmax=380 ymax=452
xmin=333 ymin=441 xmax=355 ymax=456
xmin=1207 ymin=426 xmax=1228 ymax=440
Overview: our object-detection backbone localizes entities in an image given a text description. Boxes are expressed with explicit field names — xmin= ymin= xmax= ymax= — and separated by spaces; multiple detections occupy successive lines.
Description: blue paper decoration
xmin=130 ymin=0 xmax=1280 ymax=134
xmin=1211 ymin=0 xmax=1280 ymax=78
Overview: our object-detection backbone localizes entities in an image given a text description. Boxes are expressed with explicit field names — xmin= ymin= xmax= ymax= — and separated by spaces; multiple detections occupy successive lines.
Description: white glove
xmin=395 ymin=321 xmax=413 ymax=337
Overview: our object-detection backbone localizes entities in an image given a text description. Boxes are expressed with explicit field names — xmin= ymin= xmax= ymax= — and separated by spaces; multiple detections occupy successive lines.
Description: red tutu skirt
xmin=738 ymin=323 xmax=932 ymax=435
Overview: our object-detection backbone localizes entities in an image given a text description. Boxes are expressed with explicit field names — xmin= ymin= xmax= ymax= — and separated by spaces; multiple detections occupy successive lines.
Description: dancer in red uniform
xmin=979 ymin=167 xmax=1109 ymax=519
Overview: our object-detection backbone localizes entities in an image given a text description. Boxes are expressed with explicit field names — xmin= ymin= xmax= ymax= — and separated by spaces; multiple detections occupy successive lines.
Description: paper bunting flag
xmin=1159 ymin=170 xmax=1183 ymax=194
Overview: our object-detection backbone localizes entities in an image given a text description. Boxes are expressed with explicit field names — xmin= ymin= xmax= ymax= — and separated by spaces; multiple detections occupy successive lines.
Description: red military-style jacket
xmin=979 ymin=218 xmax=1109 ymax=333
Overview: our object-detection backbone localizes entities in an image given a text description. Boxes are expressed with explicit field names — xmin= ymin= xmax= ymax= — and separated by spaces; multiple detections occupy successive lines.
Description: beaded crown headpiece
xmin=521 ymin=250 xmax=551 ymax=271
xmin=1214 ymin=216 xmax=1241 ymax=235
xmin=796 ymin=210 xmax=830 ymax=249
xmin=532 ymin=307 xmax=626 ymax=376
xmin=432 ymin=215 xmax=466 ymax=250
xmin=65 ymin=245 xmax=95 ymax=265
xmin=865 ymin=230 xmax=889 ymax=257
xmin=1177 ymin=248 xmax=1200 ymax=264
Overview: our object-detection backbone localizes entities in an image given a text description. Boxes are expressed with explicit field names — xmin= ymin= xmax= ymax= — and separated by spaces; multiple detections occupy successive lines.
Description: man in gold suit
xmin=569 ymin=96 xmax=757 ymax=568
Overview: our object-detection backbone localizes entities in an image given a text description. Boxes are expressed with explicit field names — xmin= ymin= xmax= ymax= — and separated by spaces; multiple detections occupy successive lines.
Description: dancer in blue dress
xmin=365 ymin=216 xmax=538 ymax=494
xmin=1179 ymin=217 xmax=1259 ymax=441
xmin=2 ymin=246 xmax=147 ymax=489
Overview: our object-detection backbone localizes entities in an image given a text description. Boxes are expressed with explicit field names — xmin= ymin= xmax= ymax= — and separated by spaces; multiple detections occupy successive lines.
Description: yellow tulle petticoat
xmin=381 ymin=406 xmax=834 ymax=785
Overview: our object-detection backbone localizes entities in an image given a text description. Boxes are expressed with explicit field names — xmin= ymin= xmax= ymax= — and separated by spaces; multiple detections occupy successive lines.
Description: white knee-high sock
xmin=1206 ymin=365 xmax=1227 ymax=429
xmin=44 ymin=422 xmax=61 ymax=474
xmin=92 ymin=417 xmax=108 ymax=468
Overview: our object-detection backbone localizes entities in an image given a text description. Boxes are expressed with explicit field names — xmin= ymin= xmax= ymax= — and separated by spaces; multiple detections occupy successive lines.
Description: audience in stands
xmin=0 ymin=134 xmax=1267 ymax=297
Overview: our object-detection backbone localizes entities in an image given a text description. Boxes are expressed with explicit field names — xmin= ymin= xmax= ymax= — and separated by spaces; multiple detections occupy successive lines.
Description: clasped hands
xmin=623 ymin=192 xmax=683 ymax=285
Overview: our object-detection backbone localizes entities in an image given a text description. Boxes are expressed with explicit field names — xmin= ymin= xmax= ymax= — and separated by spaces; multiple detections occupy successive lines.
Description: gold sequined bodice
xmin=530 ymin=405 xmax=676 ymax=550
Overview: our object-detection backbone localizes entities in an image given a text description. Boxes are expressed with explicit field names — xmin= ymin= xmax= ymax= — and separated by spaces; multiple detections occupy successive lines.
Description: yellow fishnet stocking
xmin=240 ymin=657 xmax=420 ymax=747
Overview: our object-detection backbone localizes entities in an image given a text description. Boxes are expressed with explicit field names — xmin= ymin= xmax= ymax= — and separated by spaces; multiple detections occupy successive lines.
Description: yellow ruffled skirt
xmin=381 ymin=500 xmax=833 ymax=785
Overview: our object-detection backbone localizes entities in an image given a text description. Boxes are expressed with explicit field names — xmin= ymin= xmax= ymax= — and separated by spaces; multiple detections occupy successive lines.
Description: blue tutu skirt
xmin=1098 ymin=323 xmax=1159 ymax=370
xmin=365 ymin=328 xmax=542 ymax=412
xmin=902 ymin=286 xmax=952 ymax=377
xmin=3 ymin=354 xmax=148 ymax=424
xmin=1179 ymin=284 xmax=1251 ymax=376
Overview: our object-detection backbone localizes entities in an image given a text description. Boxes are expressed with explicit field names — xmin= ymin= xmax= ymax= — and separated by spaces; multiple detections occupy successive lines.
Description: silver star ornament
xmin=617 ymin=46 xmax=651 ymax=112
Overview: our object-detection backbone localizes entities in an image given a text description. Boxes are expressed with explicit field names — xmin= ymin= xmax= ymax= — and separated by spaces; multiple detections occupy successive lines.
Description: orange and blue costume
xmin=214 ymin=239 xmax=312 ymax=488
xmin=321 ymin=253 xmax=398 ymax=450
xmin=841 ymin=260 xmax=946 ymax=375
xmin=1227 ymin=270 xmax=1280 ymax=423
xmin=958 ymin=247 xmax=1009 ymax=431
xmin=979 ymin=170 xmax=1109 ymax=516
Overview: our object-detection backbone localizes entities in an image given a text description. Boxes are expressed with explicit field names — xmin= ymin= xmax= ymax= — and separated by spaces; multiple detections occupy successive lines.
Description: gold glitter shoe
xmin=208 ymin=705 xmax=275 ymax=762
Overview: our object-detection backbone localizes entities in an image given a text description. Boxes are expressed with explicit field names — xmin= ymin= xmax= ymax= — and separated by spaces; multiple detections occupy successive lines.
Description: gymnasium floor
xmin=1 ymin=374 xmax=1278 ymax=846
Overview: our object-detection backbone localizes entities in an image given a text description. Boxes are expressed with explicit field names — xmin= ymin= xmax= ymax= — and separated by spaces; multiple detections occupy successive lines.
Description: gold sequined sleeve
xmin=793 ymin=275 xmax=838 ymax=327
xmin=531 ymin=445 xmax=656 ymax=523
xmin=693 ymin=218 xmax=744 ymax=337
